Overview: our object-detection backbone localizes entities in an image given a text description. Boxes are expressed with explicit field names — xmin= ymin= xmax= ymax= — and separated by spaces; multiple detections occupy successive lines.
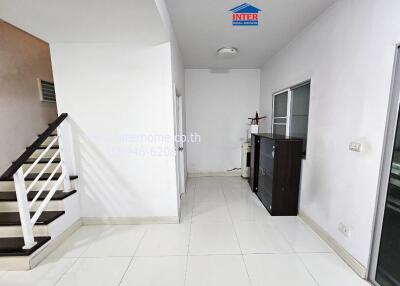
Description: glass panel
xmin=290 ymin=83 xmax=310 ymax=154
xmin=290 ymin=115 xmax=308 ymax=139
xmin=274 ymin=92 xmax=288 ymax=118
xmin=291 ymin=84 xmax=310 ymax=115
xmin=376 ymin=112 xmax=400 ymax=286
xmin=274 ymin=118 xmax=287 ymax=124
xmin=273 ymin=124 xmax=286 ymax=136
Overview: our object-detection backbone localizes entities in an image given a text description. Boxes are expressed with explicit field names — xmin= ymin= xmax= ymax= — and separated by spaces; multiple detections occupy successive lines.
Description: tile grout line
xmin=75 ymin=227 xmax=108 ymax=259
xmin=271 ymin=218 xmax=332 ymax=255
xmin=220 ymin=178 xmax=254 ymax=286
xmin=225 ymin=178 xmax=321 ymax=286
xmin=237 ymin=180 xmax=295 ymax=256
xmin=53 ymin=227 xmax=103 ymax=285
xmin=117 ymin=227 xmax=148 ymax=286
xmin=268 ymin=221 xmax=296 ymax=254
xmin=247 ymin=191 xmax=322 ymax=286
xmin=52 ymin=257 xmax=80 ymax=286
xmin=183 ymin=180 xmax=196 ymax=286
xmin=296 ymin=253 xmax=321 ymax=286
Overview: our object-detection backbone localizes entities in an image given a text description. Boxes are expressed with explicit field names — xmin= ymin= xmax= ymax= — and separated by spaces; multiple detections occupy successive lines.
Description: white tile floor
xmin=0 ymin=177 xmax=371 ymax=286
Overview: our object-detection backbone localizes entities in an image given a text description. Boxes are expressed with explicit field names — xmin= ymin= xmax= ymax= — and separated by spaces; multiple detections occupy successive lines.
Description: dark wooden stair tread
xmin=0 ymin=236 xmax=51 ymax=256
xmin=0 ymin=211 xmax=65 ymax=226
xmin=0 ymin=190 xmax=76 ymax=202
xmin=35 ymin=146 xmax=59 ymax=150
xmin=0 ymin=173 xmax=78 ymax=182
xmin=38 ymin=134 xmax=57 ymax=137
xmin=23 ymin=158 xmax=61 ymax=164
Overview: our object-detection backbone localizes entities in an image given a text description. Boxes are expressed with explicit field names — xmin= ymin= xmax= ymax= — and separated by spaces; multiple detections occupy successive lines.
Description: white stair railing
xmin=4 ymin=113 xmax=72 ymax=249
xmin=57 ymin=125 xmax=71 ymax=192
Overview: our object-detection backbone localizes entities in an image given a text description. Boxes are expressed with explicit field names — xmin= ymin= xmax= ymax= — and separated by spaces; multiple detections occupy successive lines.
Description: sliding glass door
xmin=376 ymin=114 xmax=400 ymax=285
xmin=370 ymin=46 xmax=400 ymax=286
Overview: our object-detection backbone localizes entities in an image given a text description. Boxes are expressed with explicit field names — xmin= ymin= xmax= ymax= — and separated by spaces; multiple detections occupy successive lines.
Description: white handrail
xmin=29 ymin=161 xmax=63 ymax=208
xmin=23 ymin=136 xmax=58 ymax=178
xmin=31 ymin=173 xmax=65 ymax=225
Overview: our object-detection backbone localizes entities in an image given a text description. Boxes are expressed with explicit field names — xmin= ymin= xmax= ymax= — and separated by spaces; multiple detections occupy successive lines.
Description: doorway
xmin=370 ymin=46 xmax=400 ymax=286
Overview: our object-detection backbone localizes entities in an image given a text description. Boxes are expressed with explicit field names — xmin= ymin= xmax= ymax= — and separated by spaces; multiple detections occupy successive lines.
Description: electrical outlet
xmin=349 ymin=142 xmax=362 ymax=152
xmin=338 ymin=223 xmax=351 ymax=238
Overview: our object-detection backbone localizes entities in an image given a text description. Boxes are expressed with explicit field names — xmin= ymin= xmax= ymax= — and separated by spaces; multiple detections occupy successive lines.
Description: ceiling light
xmin=217 ymin=47 xmax=238 ymax=58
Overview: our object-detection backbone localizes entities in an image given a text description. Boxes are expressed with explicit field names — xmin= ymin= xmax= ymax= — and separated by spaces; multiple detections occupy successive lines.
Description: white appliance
xmin=241 ymin=141 xmax=251 ymax=178
xmin=247 ymin=124 xmax=259 ymax=140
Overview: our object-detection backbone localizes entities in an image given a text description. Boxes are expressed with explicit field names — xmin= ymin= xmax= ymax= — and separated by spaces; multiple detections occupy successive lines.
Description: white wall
xmin=260 ymin=0 xmax=400 ymax=267
xmin=0 ymin=22 xmax=57 ymax=173
xmin=50 ymin=42 xmax=178 ymax=219
xmin=154 ymin=0 xmax=184 ymax=96
xmin=185 ymin=69 xmax=260 ymax=173
xmin=155 ymin=0 xmax=187 ymax=183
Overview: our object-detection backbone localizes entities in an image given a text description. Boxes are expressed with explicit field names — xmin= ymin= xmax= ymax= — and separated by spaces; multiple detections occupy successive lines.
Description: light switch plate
xmin=349 ymin=142 xmax=362 ymax=152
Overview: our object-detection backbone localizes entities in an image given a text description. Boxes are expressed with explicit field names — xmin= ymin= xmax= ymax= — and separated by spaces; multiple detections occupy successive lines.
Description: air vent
xmin=38 ymin=79 xmax=56 ymax=103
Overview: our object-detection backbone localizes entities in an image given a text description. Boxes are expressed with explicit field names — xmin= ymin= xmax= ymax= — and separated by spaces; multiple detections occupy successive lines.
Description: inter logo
xmin=230 ymin=3 xmax=261 ymax=26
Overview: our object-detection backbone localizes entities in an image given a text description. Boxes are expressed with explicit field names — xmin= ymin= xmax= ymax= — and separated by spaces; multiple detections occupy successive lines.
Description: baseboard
xmin=188 ymin=171 xmax=241 ymax=178
xmin=30 ymin=218 xmax=82 ymax=269
xmin=82 ymin=216 xmax=180 ymax=225
xmin=298 ymin=210 xmax=367 ymax=279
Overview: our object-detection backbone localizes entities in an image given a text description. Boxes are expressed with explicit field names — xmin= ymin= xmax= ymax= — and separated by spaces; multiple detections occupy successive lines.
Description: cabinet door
xmin=260 ymin=137 xmax=275 ymax=174
xmin=272 ymin=140 xmax=302 ymax=216
xmin=258 ymin=138 xmax=275 ymax=212
xmin=250 ymin=135 xmax=260 ymax=192
xmin=258 ymin=155 xmax=273 ymax=212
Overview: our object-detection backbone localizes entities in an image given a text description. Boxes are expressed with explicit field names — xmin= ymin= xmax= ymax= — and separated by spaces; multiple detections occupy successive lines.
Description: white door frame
xmin=173 ymin=84 xmax=186 ymax=199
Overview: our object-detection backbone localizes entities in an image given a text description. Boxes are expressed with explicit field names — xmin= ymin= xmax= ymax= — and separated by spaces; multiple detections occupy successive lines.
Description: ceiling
xmin=0 ymin=0 xmax=168 ymax=44
xmin=165 ymin=0 xmax=337 ymax=69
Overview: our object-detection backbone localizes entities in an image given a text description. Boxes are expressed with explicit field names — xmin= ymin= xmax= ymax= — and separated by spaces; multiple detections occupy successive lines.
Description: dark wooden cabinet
xmin=249 ymin=133 xmax=303 ymax=216
xmin=249 ymin=134 xmax=260 ymax=192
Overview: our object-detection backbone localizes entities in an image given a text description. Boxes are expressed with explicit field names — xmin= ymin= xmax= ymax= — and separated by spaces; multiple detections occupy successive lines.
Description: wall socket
xmin=338 ymin=223 xmax=351 ymax=238
xmin=349 ymin=142 xmax=362 ymax=152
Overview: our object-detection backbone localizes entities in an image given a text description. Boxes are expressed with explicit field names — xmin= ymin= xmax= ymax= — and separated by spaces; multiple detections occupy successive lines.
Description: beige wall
xmin=0 ymin=22 xmax=57 ymax=174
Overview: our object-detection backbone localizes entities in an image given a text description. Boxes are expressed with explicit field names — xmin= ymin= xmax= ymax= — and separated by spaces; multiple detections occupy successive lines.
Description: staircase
xmin=0 ymin=113 xmax=80 ymax=270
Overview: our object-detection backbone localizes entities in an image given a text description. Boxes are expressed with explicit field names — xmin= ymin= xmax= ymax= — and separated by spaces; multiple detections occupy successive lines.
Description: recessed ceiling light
xmin=217 ymin=47 xmax=238 ymax=58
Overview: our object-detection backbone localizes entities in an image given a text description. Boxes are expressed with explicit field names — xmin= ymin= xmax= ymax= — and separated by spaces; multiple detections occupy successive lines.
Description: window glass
xmin=274 ymin=92 xmax=288 ymax=118
xmin=272 ymin=82 xmax=310 ymax=155
xmin=273 ymin=118 xmax=287 ymax=124
xmin=290 ymin=84 xmax=310 ymax=153
xmin=273 ymin=124 xmax=286 ymax=136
